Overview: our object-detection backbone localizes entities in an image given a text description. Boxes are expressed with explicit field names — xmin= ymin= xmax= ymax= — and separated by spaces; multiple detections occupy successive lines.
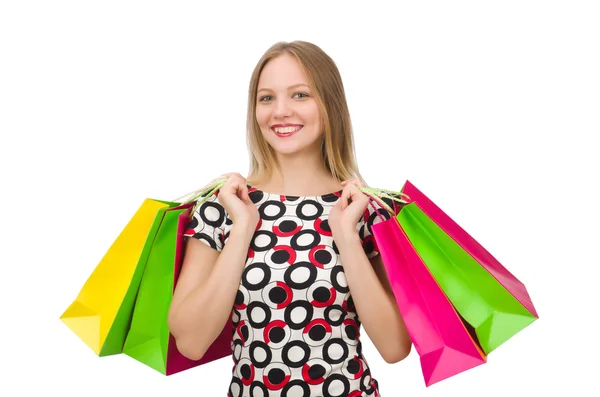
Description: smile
xmin=272 ymin=126 xmax=302 ymax=137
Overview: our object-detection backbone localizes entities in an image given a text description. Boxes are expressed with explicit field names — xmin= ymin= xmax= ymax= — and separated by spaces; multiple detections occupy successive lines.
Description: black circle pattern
xmin=185 ymin=186 xmax=391 ymax=396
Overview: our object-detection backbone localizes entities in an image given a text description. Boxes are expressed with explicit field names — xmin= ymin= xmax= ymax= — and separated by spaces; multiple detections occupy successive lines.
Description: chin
xmin=271 ymin=144 xmax=305 ymax=156
xmin=263 ymin=133 xmax=321 ymax=156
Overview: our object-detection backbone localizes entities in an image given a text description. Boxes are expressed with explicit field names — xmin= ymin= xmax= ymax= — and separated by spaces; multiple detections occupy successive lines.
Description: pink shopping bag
xmin=371 ymin=216 xmax=486 ymax=386
xmin=167 ymin=204 xmax=234 ymax=374
xmin=401 ymin=181 xmax=538 ymax=319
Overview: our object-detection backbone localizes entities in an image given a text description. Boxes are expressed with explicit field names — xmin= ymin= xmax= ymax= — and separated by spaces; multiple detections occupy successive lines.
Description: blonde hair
xmin=245 ymin=41 xmax=366 ymax=186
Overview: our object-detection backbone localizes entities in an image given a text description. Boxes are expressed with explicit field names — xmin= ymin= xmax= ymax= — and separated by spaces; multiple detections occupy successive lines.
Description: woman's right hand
xmin=217 ymin=172 xmax=259 ymax=235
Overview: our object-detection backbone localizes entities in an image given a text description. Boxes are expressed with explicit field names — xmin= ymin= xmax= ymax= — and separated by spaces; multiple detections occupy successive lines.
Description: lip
xmin=271 ymin=124 xmax=303 ymax=138
xmin=271 ymin=123 xmax=303 ymax=128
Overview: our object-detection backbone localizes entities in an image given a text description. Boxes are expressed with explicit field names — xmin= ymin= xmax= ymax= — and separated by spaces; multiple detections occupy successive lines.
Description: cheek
xmin=255 ymin=106 xmax=269 ymax=128
xmin=304 ymin=103 xmax=322 ymax=125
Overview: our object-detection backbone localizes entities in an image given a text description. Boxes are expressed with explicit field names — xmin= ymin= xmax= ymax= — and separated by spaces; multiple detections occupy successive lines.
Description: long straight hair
xmin=245 ymin=41 xmax=366 ymax=186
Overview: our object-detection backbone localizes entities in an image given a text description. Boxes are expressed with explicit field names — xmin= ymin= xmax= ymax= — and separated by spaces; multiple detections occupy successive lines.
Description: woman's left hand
xmin=328 ymin=179 xmax=371 ymax=242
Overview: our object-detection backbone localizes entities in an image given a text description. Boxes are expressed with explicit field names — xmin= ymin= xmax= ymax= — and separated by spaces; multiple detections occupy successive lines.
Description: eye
xmin=294 ymin=92 xmax=309 ymax=99
xmin=258 ymin=95 xmax=273 ymax=102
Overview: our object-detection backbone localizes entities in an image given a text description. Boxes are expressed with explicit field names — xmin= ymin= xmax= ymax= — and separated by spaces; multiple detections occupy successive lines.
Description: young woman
xmin=168 ymin=40 xmax=411 ymax=397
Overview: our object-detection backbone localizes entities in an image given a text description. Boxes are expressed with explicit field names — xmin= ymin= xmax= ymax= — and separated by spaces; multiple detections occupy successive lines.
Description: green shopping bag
xmin=60 ymin=198 xmax=180 ymax=356
xmin=122 ymin=179 xmax=233 ymax=375
xmin=362 ymin=181 xmax=539 ymax=355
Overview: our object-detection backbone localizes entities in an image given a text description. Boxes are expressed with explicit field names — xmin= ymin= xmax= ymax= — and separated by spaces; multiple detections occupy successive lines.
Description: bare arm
xmin=336 ymin=234 xmax=412 ymax=363
xmin=168 ymin=172 xmax=258 ymax=360
xmin=168 ymin=226 xmax=253 ymax=360
xmin=331 ymin=178 xmax=411 ymax=363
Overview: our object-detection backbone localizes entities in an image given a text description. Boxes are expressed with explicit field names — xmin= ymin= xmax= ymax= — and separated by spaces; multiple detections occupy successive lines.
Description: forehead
xmin=258 ymin=53 xmax=310 ymax=89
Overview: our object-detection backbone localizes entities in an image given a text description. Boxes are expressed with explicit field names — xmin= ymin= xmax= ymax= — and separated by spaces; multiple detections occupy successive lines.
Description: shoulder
xmin=195 ymin=190 xmax=229 ymax=227
xmin=183 ymin=188 xmax=232 ymax=251
xmin=361 ymin=193 xmax=403 ymax=227
xmin=357 ymin=193 xmax=404 ymax=258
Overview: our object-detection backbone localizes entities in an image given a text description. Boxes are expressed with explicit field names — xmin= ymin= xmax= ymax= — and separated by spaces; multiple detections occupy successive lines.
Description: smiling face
xmin=255 ymin=53 xmax=324 ymax=158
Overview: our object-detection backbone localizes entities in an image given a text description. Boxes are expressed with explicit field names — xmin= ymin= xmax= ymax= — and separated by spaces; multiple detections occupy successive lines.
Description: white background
xmin=1 ymin=1 xmax=599 ymax=396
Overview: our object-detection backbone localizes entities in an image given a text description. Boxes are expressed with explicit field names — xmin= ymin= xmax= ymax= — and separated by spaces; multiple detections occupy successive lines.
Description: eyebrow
xmin=257 ymin=83 xmax=310 ymax=93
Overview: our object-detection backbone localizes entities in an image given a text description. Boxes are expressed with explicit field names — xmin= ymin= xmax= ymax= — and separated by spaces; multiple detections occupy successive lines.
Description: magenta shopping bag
xmin=394 ymin=181 xmax=539 ymax=355
xmin=401 ymin=181 xmax=538 ymax=319
xmin=167 ymin=203 xmax=233 ymax=374
xmin=371 ymin=217 xmax=486 ymax=386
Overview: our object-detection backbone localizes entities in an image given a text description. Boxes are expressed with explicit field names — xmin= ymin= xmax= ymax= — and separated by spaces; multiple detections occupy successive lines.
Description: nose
xmin=273 ymin=97 xmax=293 ymax=119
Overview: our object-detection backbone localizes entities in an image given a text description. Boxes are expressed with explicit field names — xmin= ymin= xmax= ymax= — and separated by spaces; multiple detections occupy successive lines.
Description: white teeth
xmin=274 ymin=126 xmax=301 ymax=133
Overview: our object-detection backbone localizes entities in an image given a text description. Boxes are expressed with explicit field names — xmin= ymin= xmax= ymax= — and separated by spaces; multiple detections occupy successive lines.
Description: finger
xmin=345 ymin=178 xmax=363 ymax=189
xmin=341 ymin=186 xmax=351 ymax=210
xmin=219 ymin=173 xmax=236 ymax=190
xmin=232 ymin=176 xmax=250 ymax=201
xmin=234 ymin=180 xmax=246 ymax=200
xmin=348 ymin=183 xmax=369 ymax=205
xmin=221 ymin=172 xmax=246 ymax=185
xmin=348 ymin=180 xmax=367 ymax=200
xmin=232 ymin=172 xmax=246 ymax=184
xmin=219 ymin=178 xmax=235 ymax=194
xmin=332 ymin=197 xmax=342 ymax=211
xmin=223 ymin=176 xmax=244 ymax=197
xmin=346 ymin=184 xmax=358 ymax=205
xmin=224 ymin=173 xmax=243 ymax=186
xmin=350 ymin=181 xmax=362 ymax=195
xmin=233 ymin=173 xmax=248 ymax=188
xmin=241 ymin=184 xmax=251 ymax=203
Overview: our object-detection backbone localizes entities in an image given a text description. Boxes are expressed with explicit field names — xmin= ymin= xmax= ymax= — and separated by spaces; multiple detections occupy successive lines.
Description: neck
xmin=255 ymin=151 xmax=341 ymax=196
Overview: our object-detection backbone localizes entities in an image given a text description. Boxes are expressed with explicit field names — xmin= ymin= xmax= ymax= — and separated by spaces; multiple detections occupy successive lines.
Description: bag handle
xmin=176 ymin=178 xmax=410 ymax=222
xmin=359 ymin=186 xmax=411 ymax=219
xmin=173 ymin=175 xmax=228 ymax=215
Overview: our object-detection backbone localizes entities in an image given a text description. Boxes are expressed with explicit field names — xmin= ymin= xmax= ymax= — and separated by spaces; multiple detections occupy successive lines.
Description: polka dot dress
xmin=183 ymin=185 xmax=398 ymax=397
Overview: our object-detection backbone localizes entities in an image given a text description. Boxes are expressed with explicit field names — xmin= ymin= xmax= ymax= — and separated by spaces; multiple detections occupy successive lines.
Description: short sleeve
xmin=357 ymin=195 xmax=404 ymax=259
xmin=183 ymin=191 xmax=231 ymax=251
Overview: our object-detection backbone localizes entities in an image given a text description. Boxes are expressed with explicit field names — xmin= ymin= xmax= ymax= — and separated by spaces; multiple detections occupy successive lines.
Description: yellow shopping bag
xmin=60 ymin=198 xmax=177 ymax=356
xmin=60 ymin=176 xmax=228 ymax=357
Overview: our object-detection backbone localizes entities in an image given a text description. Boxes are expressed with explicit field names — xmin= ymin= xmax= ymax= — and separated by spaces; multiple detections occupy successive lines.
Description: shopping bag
xmin=398 ymin=181 xmax=538 ymax=354
xmin=60 ymin=198 xmax=179 ymax=356
xmin=122 ymin=189 xmax=233 ymax=375
xmin=401 ymin=181 xmax=539 ymax=317
xmin=371 ymin=211 xmax=486 ymax=387
xmin=364 ymin=181 xmax=539 ymax=355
